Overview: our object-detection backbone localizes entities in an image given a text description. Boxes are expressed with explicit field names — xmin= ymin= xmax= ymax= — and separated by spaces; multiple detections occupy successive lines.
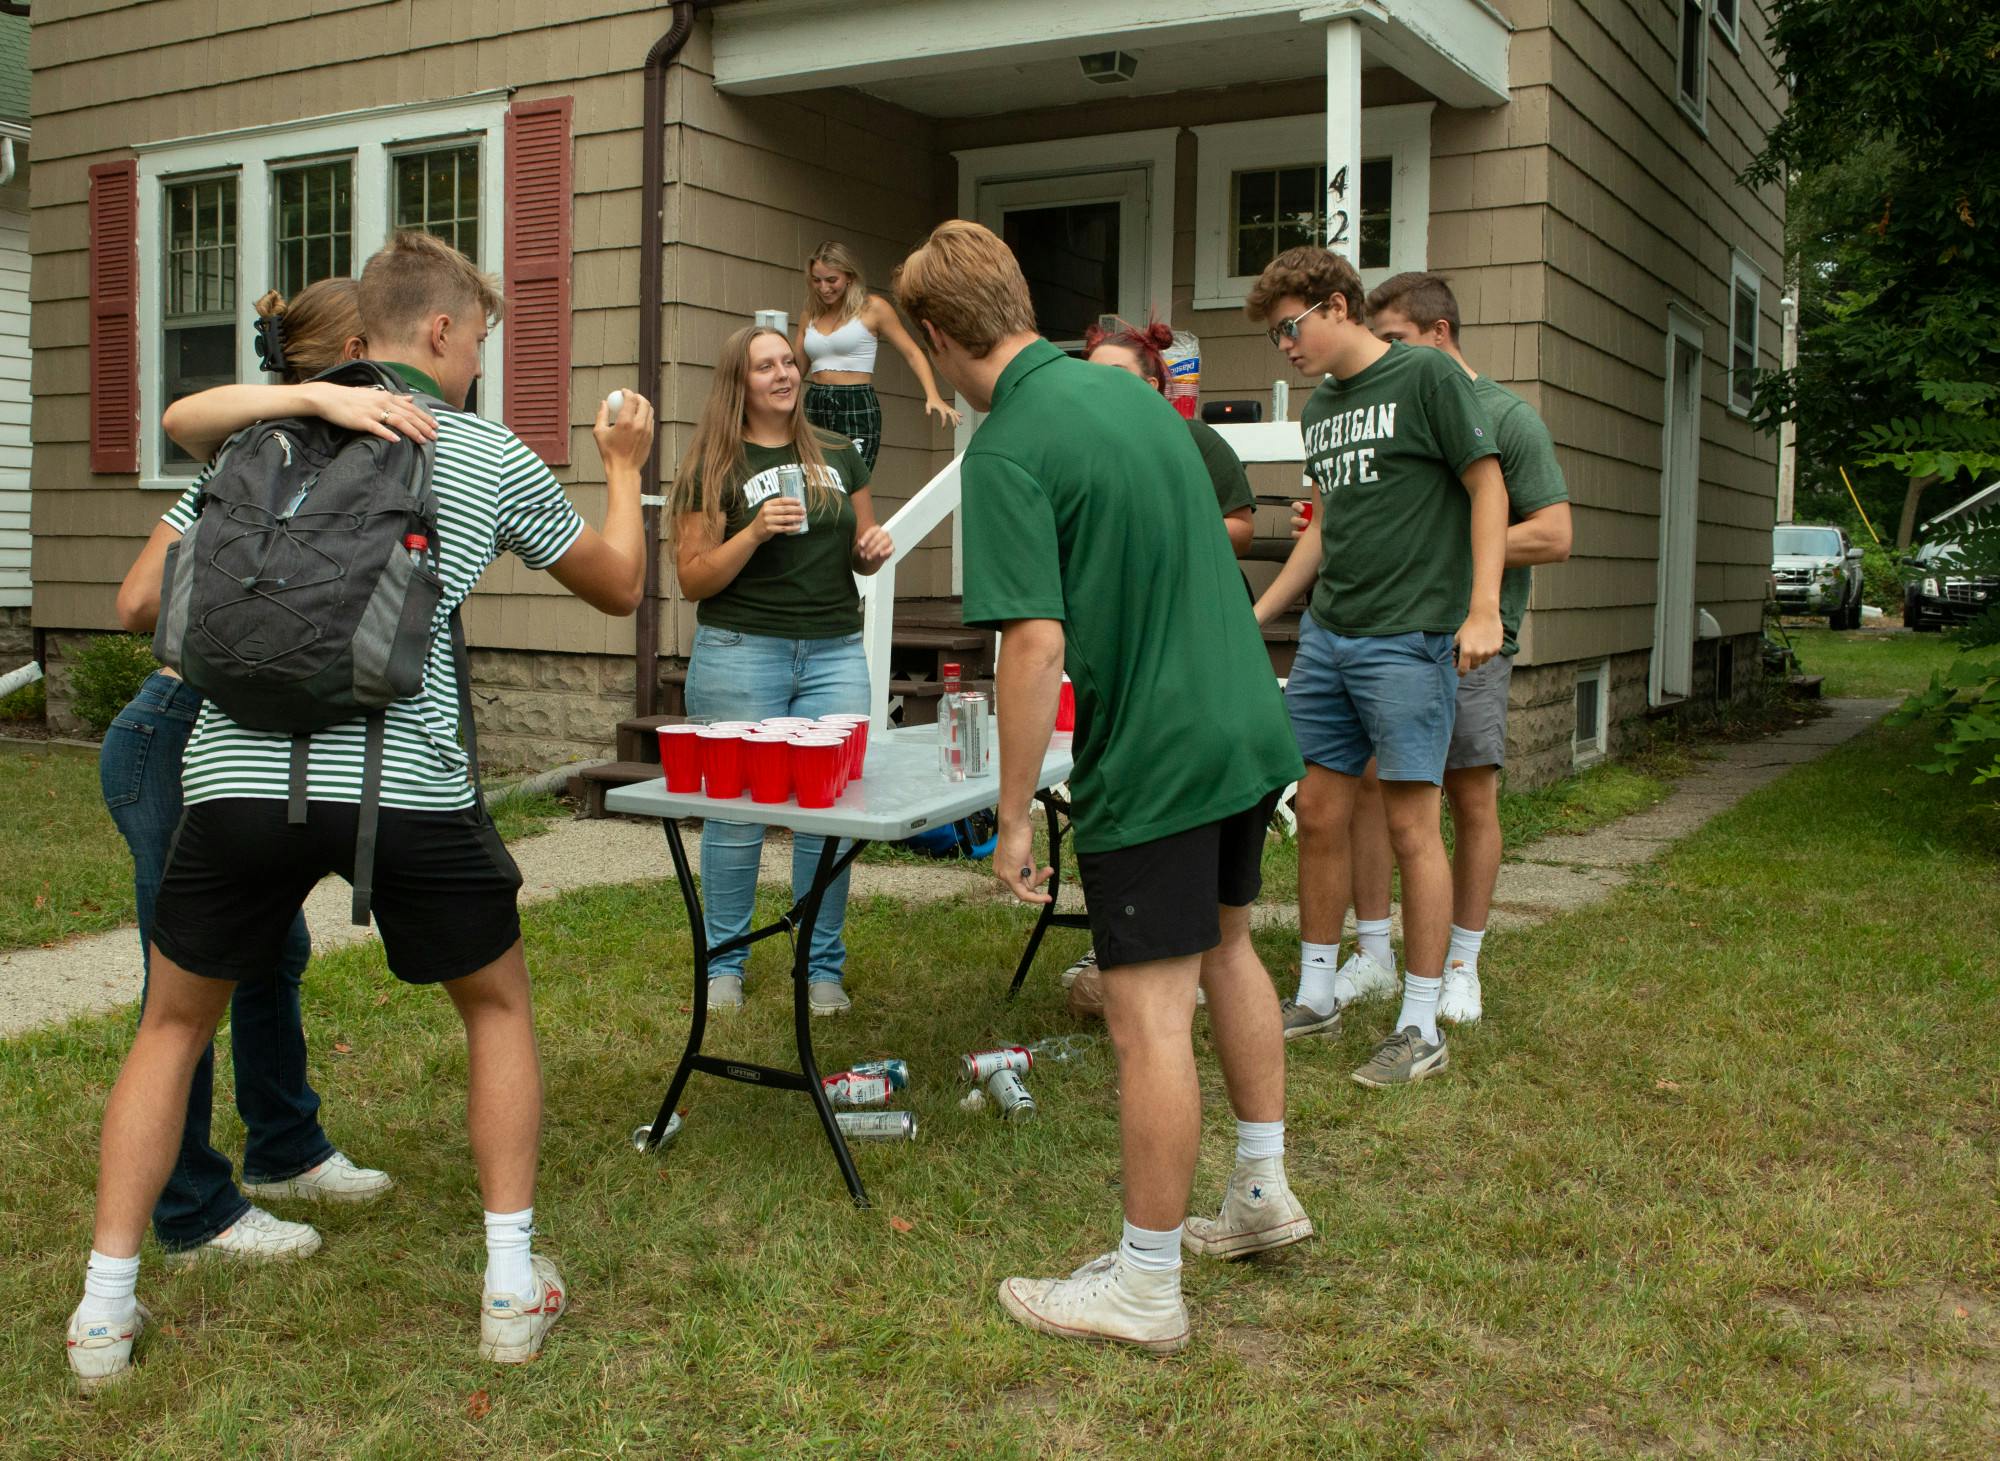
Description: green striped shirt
xmin=165 ymin=407 xmax=585 ymax=811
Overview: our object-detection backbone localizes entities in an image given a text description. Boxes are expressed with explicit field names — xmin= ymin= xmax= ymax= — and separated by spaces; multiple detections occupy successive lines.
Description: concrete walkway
xmin=0 ymin=697 xmax=1896 ymax=1037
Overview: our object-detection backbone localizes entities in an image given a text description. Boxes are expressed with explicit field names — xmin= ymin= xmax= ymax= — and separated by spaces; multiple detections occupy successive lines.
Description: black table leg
xmin=1008 ymin=790 xmax=1092 ymax=1000
xmin=790 ymin=833 xmax=869 ymax=1207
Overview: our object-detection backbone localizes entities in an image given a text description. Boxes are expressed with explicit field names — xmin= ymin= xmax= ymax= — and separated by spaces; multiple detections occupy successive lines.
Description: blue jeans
xmin=99 ymin=673 xmax=333 ymax=1250
xmin=682 ymin=627 xmax=869 ymax=985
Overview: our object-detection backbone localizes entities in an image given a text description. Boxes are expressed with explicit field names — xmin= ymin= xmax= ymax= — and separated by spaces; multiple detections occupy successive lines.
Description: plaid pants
xmin=805 ymin=382 xmax=882 ymax=469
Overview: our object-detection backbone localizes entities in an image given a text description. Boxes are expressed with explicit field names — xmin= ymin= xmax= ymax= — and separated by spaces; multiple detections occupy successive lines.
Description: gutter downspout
xmin=635 ymin=1 xmax=702 ymax=719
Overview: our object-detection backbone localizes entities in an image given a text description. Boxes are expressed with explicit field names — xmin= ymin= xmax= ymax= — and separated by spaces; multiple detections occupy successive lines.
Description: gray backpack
xmin=154 ymin=359 xmax=476 ymax=924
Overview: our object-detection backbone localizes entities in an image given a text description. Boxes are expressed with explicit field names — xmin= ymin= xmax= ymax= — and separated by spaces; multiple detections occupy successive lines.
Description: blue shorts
xmin=1284 ymin=617 xmax=1459 ymax=784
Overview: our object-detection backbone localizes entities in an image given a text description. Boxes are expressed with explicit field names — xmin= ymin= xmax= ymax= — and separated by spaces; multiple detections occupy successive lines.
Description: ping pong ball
xmin=606 ymin=390 xmax=625 ymax=417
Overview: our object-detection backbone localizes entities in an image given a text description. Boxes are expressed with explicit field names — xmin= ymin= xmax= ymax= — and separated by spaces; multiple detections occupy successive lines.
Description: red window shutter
xmin=88 ymin=160 xmax=140 ymax=474
xmin=504 ymin=97 xmax=574 ymax=466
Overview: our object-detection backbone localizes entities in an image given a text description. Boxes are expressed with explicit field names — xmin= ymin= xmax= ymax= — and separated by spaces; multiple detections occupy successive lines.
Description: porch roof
xmin=709 ymin=0 xmax=1513 ymax=116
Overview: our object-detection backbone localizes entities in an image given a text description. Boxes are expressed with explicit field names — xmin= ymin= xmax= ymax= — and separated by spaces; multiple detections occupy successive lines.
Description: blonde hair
xmin=893 ymin=220 xmax=1037 ymax=358
xmin=670 ymin=327 xmax=837 ymax=550
xmin=803 ymin=241 xmax=869 ymax=326
xmin=254 ymin=278 xmax=365 ymax=383
xmin=357 ymin=230 xmax=506 ymax=344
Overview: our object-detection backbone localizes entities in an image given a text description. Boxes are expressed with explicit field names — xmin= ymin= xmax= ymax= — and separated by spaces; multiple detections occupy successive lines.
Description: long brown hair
xmin=255 ymin=278 xmax=365 ymax=383
xmin=670 ymin=327 xmax=837 ymax=548
xmin=803 ymin=241 xmax=868 ymax=328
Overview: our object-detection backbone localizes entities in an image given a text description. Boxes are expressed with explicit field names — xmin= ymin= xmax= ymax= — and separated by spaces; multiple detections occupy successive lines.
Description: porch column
xmin=1322 ymin=16 xmax=1364 ymax=269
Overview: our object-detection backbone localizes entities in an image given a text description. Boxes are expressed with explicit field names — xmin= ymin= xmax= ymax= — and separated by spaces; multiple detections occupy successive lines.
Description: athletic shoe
xmin=242 ymin=1151 xmax=392 ymax=1205
xmin=1060 ymin=948 xmax=1097 ymax=989
xmin=808 ymin=982 xmax=852 ymax=1017
xmin=708 ymin=975 xmax=744 ymax=1009
xmin=1280 ymin=998 xmax=1341 ymax=1041
xmin=479 ymin=1254 xmax=567 ymax=1363
xmin=163 ymin=1205 xmax=322 ymax=1267
xmin=1350 ymin=1026 xmax=1450 ymax=1088
xmin=65 ymin=1301 xmax=150 ymax=1391
xmin=1439 ymin=963 xmax=1483 ymax=1025
xmin=997 ymin=1251 xmax=1189 ymax=1353
xmin=1182 ymin=1158 xmax=1314 ymax=1260
xmin=1337 ymin=949 xmax=1399 ymax=1000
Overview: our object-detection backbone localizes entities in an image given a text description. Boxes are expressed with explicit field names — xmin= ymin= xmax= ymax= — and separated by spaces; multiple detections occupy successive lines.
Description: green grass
xmin=6 ymin=718 xmax=1997 ymax=1455
xmin=0 ymin=745 xmax=136 ymax=953
xmin=1784 ymin=625 xmax=1967 ymax=699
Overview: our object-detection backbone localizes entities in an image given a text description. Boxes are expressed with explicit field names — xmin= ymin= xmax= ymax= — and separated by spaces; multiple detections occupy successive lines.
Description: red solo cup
xmin=1296 ymin=498 xmax=1314 ymax=528
xmin=761 ymin=716 xmax=815 ymax=730
xmin=743 ymin=733 xmax=792 ymax=803
xmin=658 ymin=724 xmax=703 ymax=792
xmin=707 ymin=720 xmax=759 ymax=733
xmin=790 ymin=734 xmax=843 ymax=808
xmin=697 ymin=727 xmax=746 ymax=799
xmin=820 ymin=713 xmax=870 ymax=779
xmin=1056 ymin=675 xmax=1076 ymax=733
xmin=807 ymin=725 xmax=853 ymax=795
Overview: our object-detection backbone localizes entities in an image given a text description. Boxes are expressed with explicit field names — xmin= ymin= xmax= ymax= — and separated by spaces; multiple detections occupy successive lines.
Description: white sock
xmin=1296 ymin=941 xmax=1341 ymax=1012
xmin=1355 ymin=917 xmax=1394 ymax=971
xmin=483 ymin=1207 xmax=535 ymax=1297
xmin=1119 ymin=1219 xmax=1184 ymax=1276
xmin=79 ymin=1250 xmax=140 ymax=1323
xmin=1447 ymin=924 xmax=1486 ymax=974
xmin=1235 ymin=1118 xmax=1285 ymax=1164
xmin=1396 ymin=973 xmax=1443 ymax=1043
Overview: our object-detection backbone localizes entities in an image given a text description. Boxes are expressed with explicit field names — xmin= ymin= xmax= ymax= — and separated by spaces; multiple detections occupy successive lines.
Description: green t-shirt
xmin=691 ymin=431 xmax=871 ymax=638
xmin=1187 ymin=417 xmax=1256 ymax=518
xmin=1471 ymin=375 xmax=1570 ymax=657
xmin=1302 ymin=340 xmax=1499 ymax=636
xmin=960 ymin=339 xmax=1304 ymax=855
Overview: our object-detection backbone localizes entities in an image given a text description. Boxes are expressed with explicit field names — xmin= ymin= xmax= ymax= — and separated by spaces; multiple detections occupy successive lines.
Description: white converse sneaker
xmin=1338 ymin=949 xmax=1399 ymax=1000
xmin=65 ymin=1301 xmax=150 ymax=1391
xmin=164 ymin=1205 xmax=322 ymax=1267
xmin=243 ymin=1151 xmax=392 ymax=1204
xmin=480 ymin=1254 xmax=568 ymax=1363
xmin=1439 ymin=963 xmax=1483 ymax=1024
xmin=997 ymin=1251 xmax=1189 ymax=1353
xmin=1182 ymin=1158 xmax=1315 ymax=1260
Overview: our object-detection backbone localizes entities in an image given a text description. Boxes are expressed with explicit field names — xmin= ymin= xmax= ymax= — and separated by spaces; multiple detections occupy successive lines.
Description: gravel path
xmin=0 ymin=697 xmax=1894 ymax=1038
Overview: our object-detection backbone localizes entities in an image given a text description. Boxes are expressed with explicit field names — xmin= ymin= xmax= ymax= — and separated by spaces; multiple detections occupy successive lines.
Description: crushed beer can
xmin=961 ymin=1046 xmax=1033 ymax=1083
xmin=836 ymin=1110 xmax=917 ymax=1142
xmin=630 ymin=1111 xmax=684 ymax=1153
xmin=821 ymin=1070 xmax=894 ymax=1107
xmin=848 ymin=1058 xmax=910 ymax=1091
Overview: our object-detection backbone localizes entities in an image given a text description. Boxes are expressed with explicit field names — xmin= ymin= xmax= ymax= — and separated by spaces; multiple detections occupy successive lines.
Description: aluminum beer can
xmin=821 ymin=1070 xmax=894 ymax=1107
xmin=956 ymin=691 xmax=989 ymax=777
xmin=961 ymin=1046 xmax=1033 ymax=1083
xmin=836 ymin=1109 xmax=917 ymax=1142
xmin=630 ymin=1111 xmax=684 ymax=1152
xmin=775 ymin=463 xmax=809 ymax=534
xmin=986 ymin=1068 xmax=1037 ymax=1121
xmin=849 ymin=1058 xmax=910 ymax=1091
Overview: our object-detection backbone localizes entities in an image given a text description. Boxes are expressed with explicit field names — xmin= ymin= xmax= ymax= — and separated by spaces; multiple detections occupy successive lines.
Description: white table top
xmin=603 ymin=726 xmax=1074 ymax=840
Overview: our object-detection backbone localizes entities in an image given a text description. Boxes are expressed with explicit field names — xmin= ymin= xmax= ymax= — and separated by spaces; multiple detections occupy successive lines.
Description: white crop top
xmin=804 ymin=313 xmax=879 ymax=374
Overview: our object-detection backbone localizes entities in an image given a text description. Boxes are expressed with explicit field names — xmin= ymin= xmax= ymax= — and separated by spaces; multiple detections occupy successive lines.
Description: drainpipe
xmin=635 ymin=1 xmax=704 ymax=719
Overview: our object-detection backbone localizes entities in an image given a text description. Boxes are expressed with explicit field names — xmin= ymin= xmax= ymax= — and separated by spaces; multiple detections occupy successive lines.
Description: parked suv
xmin=1903 ymin=534 xmax=1998 ymax=631
xmin=1771 ymin=522 xmax=1865 ymax=628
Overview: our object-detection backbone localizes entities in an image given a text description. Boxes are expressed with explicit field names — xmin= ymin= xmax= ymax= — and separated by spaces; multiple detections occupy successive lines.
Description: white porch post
xmin=1322 ymin=17 xmax=1365 ymax=267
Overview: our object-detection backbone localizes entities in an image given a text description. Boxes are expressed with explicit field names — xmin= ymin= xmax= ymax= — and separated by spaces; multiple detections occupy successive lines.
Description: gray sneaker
xmin=808 ymin=982 xmax=851 ymax=1017
xmin=1280 ymin=998 xmax=1341 ymax=1041
xmin=708 ymin=975 xmax=744 ymax=1009
xmin=1350 ymin=1026 xmax=1449 ymax=1088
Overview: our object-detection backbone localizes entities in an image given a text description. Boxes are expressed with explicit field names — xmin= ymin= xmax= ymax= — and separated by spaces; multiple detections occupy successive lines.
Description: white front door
xmin=1652 ymin=310 xmax=1704 ymax=704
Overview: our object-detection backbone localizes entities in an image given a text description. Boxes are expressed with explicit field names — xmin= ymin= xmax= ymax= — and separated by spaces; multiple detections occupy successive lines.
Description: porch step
xmin=566 ymin=760 xmax=663 ymax=819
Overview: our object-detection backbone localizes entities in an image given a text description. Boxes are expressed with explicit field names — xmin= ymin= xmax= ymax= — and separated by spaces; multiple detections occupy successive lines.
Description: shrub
xmin=0 ymin=674 xmax=44 ymax=724
xmin=1857 ymin=541 xmax=1906 ymax=610
xmin=68 ymin=635 xmax=159 ymax=735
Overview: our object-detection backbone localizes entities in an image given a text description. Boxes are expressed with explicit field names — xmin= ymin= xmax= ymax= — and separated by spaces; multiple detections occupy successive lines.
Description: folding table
xmin=604 ymin=727 xmax=1074 ymax=1207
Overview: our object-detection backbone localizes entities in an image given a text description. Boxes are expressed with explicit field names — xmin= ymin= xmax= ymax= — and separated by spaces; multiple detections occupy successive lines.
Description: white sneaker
xmin=708 ymin=975 xmax=745 ymax=1009
xmin=1338 ymin=949 xmax=1399 ymax=1001
xmin=1060 ymin=949 xmax=1097 ymax=989
xmin=65 ymin=1301 xmax=150 ymax=1391
xmin=480 ymin=1254 xmax=568 ymax=1363
xmin=997 ymin=1251 xmax=1189 ymax=1353
xmin=808 ymin=982 xmax=852 ymax=1017
xmin=1439 ymin=963 xmax=1483 ymax=1024
xmin=1182 ymin=1158 xmax=1315 ymax=1260
xmin=243 ymin=1151 xmax=392 ymax=1204
xmin=164 ymin=1205 xmax=323 ymax=1267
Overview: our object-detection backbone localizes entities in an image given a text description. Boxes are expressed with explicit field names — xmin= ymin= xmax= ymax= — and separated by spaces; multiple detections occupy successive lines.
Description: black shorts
xmin=153 ymin=798 xmax=524 ymax=986
xmin=1076 ymin=787 xmax=1284 ymax=971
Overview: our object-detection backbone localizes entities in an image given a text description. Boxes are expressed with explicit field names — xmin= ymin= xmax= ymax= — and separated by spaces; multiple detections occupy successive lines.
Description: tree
xmin=1745 ymin=1 xmax=2000 ymax=548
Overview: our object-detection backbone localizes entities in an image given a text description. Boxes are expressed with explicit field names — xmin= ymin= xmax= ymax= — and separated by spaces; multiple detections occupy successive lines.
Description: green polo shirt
xmin=1302 ymin=340 xmax=1499 ymax=636
xmin=1187 ymin=417 xmax=1256 ymax=518
xmin=1470 ymin=375 xmax=1570 ymax=657
xmin=960 ymin=339 xmax=1303 ymax=854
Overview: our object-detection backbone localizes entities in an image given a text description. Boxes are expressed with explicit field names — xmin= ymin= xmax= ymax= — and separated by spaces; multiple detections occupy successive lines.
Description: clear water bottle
xmin=938 ymin=661 xmax=964 ymax=780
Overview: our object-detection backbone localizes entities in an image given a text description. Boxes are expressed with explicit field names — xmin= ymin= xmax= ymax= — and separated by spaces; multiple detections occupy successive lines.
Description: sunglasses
xmin=1268 ymin=298 xmax=1327 ymax=347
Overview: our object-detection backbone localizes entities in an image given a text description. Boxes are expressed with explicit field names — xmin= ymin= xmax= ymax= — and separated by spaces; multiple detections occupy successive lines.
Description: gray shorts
xmin=1446 ymin=653 xmax=1513 ymax=771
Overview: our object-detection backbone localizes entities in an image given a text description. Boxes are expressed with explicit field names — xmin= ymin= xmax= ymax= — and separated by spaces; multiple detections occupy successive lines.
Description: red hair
xmin=1082 ymin=318 xmax=1175 ymax=394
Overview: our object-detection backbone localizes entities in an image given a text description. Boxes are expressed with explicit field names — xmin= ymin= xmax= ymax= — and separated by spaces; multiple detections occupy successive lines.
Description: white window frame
xmin=1710 ymin=0 xmax=1741 ymax=54
xmin=1573 ymin=658 xmax=1610 ymax=766
xmin=1727 ymin=249 xmax=1761 ymax=417
xmin=135 ymin=92 xmax=510 ymax=490
xmin=1675 ymin=0 xmax=1709 ymax=131
xmin=1191 ymin=104 xmax=1432 ymax=311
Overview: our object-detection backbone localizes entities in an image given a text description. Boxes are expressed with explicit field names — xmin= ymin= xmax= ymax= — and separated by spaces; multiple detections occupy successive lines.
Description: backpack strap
xmin=451 ymin=609 xmax=487 ymax=813
xmin=288 ymin=734 xmax=310 ymax=826
xmin=350 ymin=710 xmax=387 ymax=926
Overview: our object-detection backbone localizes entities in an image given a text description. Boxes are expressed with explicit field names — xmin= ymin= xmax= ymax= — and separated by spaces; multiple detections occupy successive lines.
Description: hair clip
xmin=253 ymin=315 xmax=288 ymax=376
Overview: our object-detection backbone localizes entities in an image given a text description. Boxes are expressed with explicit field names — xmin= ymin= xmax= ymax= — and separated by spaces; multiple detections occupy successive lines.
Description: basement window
xmin=1574 ymin=659 xmax=1610 ymax=766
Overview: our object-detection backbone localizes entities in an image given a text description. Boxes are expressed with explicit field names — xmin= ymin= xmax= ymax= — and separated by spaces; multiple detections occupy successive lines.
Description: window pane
xmin=162 ymin=323 xmax=236 ymax=469
xmin=1001 ymin=200 xmax=1121 ymax=344
xmin=1680 ymin=0 xmax=1703 ymax=101
xmin=272 ymin=160 xmax=353 ymax=298
xmin=393 ymin=144 xmax=481 ymax=261
xmin=164 ymin=176 xmax=238 ymax=322
xmin=1359 ymin=157 xmax=1394 ymax=269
